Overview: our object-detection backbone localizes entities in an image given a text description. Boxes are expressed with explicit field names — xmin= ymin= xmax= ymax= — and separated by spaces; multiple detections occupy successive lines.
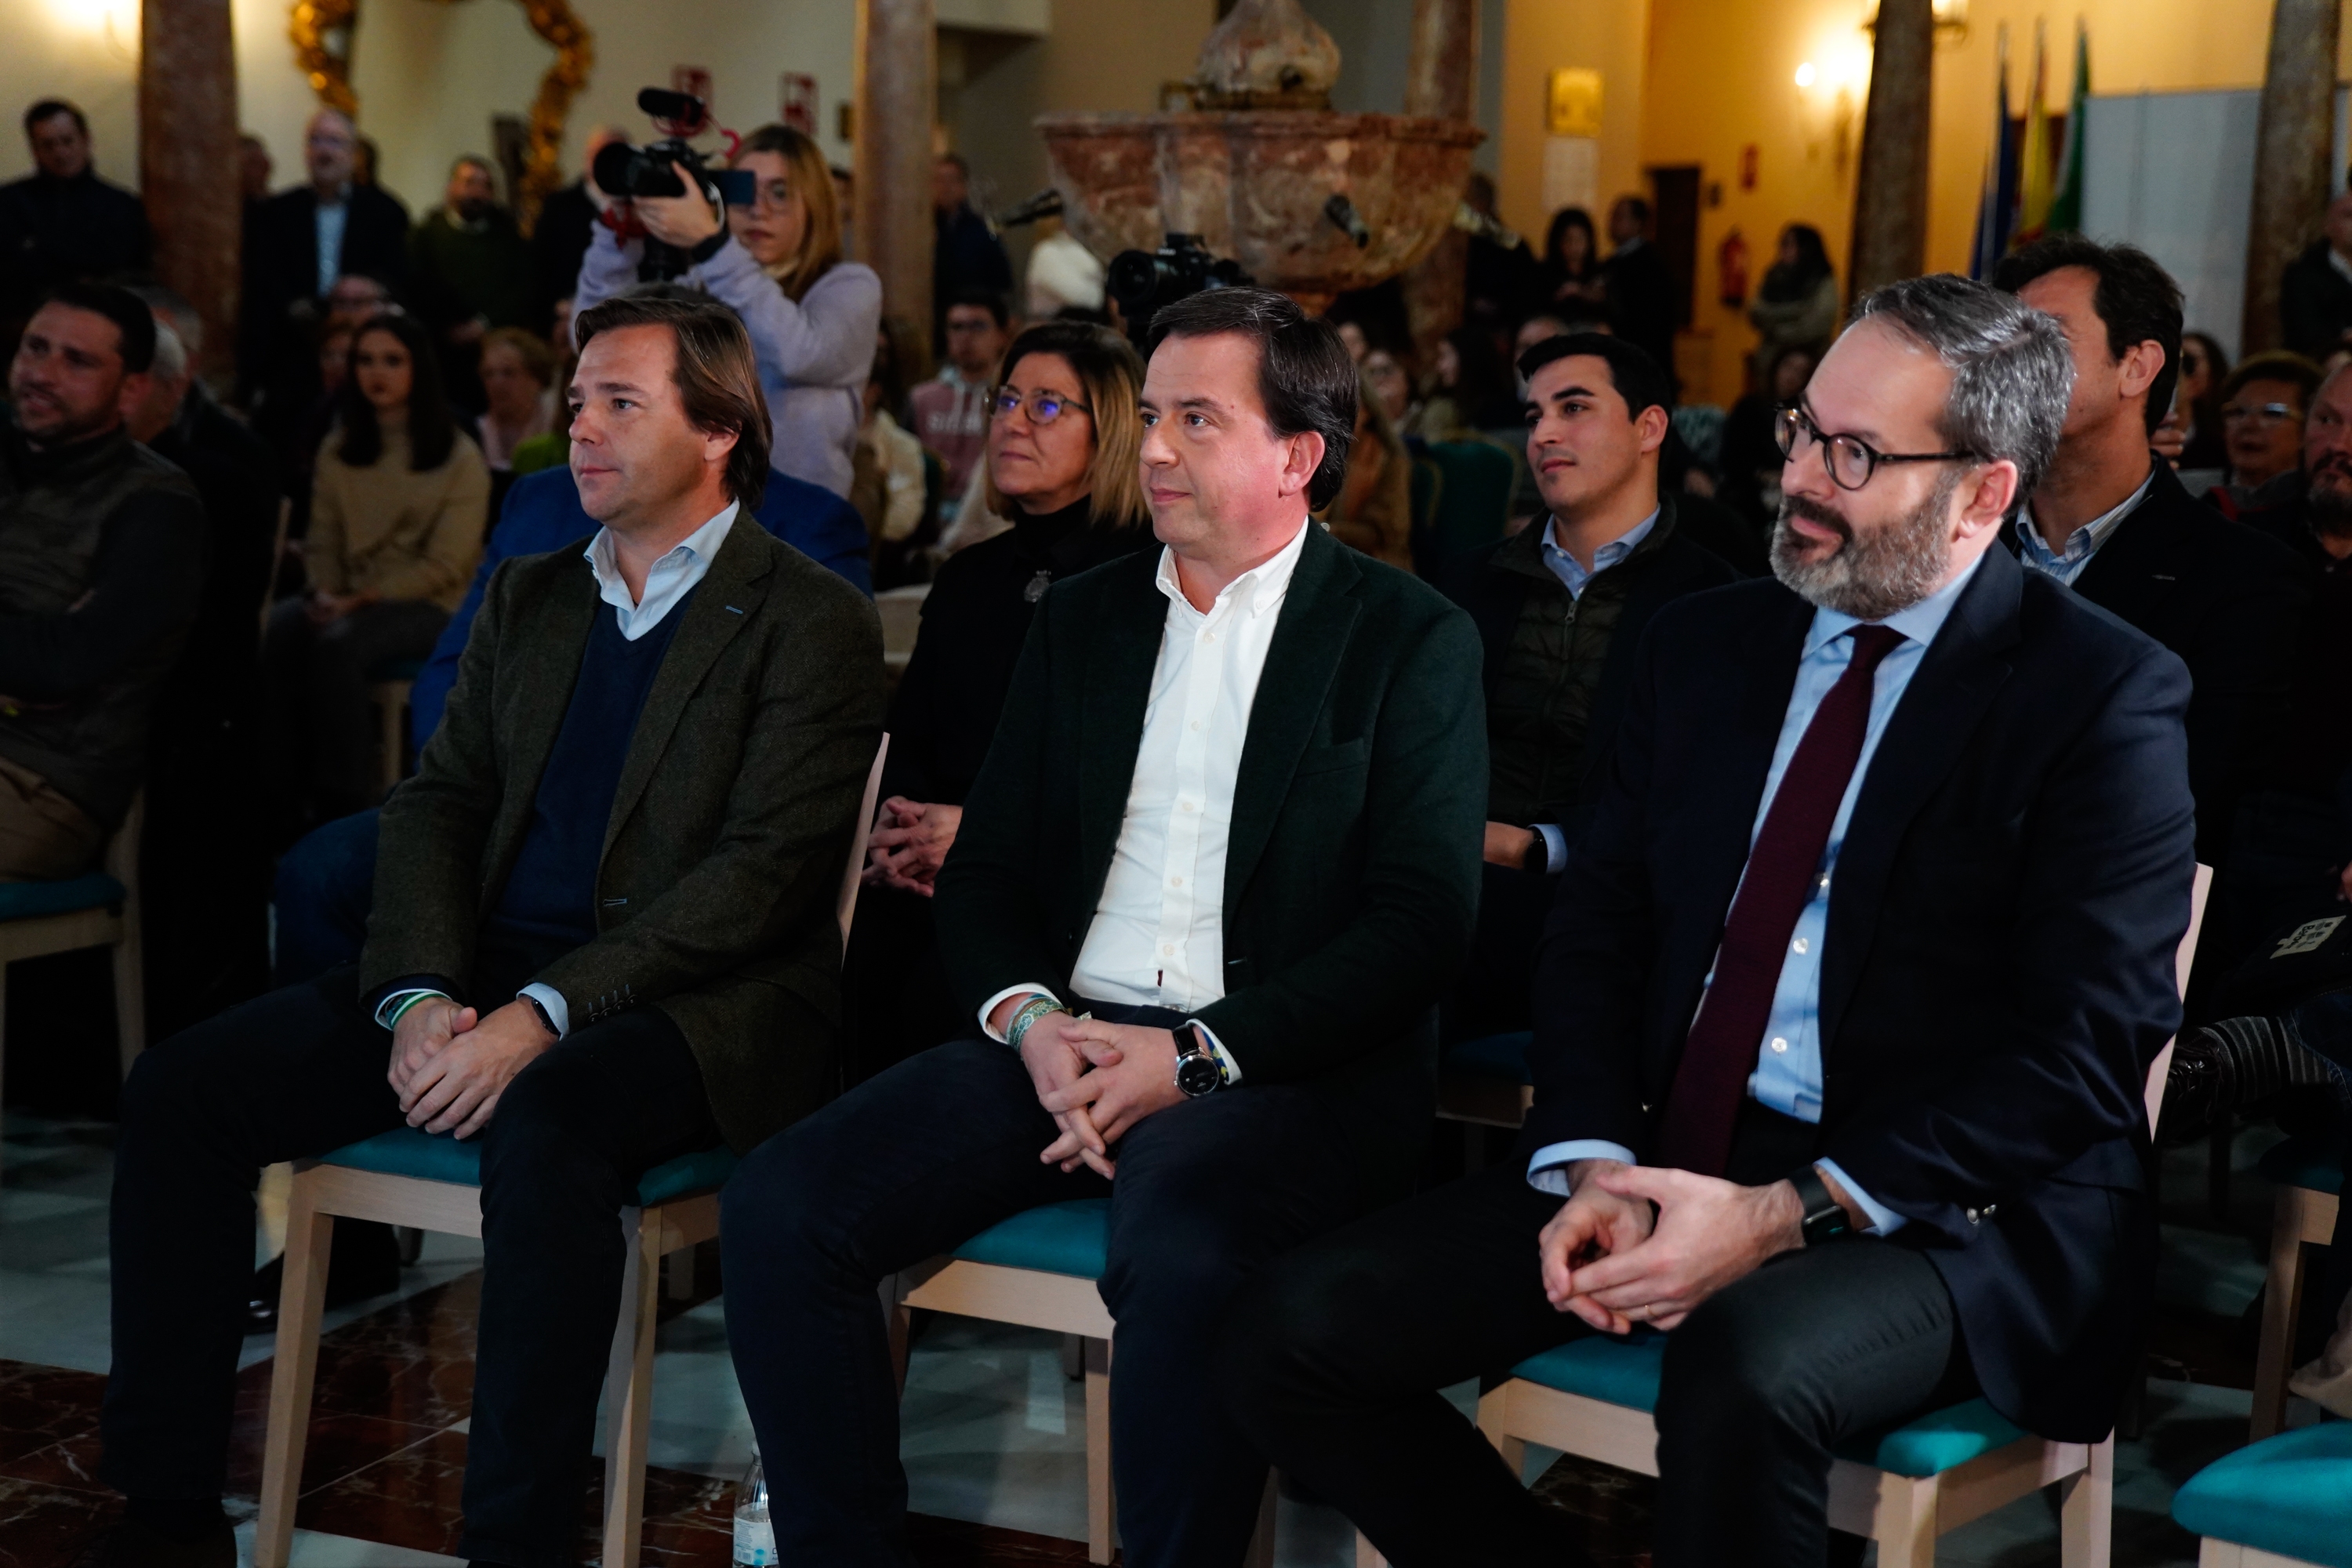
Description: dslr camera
xmin=594 ymin=88 xmax=757 ymax=280
xmin=1107 ymin=232 xmax=1253 ymax=347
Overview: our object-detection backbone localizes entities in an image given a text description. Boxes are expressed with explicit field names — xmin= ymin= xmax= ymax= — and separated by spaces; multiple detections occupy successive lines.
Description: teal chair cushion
xmin=370 ymin=657 xmax=426 ymax=683
xmin=1446 ymin=1031 xmax=1534 ymax=1085
xmin=950 ymin=1198 xmax=1109 ymax=1279
xmin=0 ymin=872 xmax=125 ymax=922
xmin=321 ymin=1127 xmax=735 ymax=1207
xmin=1509 ymin=1333 xmax=2027 ymax=1478
xmin=2173 ymin=1421 xmax=2352 ymax=1566
xmin=2259 ymin=1134 xmax=2347 ymax=1196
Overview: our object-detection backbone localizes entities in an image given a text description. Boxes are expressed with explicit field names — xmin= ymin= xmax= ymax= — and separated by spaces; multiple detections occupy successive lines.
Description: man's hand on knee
xmin=1014 ymin=1007 xmax=1117 ymax=1178
xmin=387 ymin=997 xmax=476 ymax=1098
xmin=399 ymin=999 xmax=558 ymax=1138
xmin=1538 ymin=1160 xmax=1656 ymax=1333
xmin=1566 ymin=1166 xmax=1806 ymax=1331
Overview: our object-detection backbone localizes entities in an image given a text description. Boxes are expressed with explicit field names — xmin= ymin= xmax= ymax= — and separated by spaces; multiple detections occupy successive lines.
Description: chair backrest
xmin=837 ymin=734 xmax=891 ymax=947
xmin=2143 ymin=861 xmax=2215 ymax=1136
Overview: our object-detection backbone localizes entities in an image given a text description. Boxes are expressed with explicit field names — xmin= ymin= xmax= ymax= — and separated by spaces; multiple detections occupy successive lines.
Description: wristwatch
xmin=1173 ymin=1022 xmax=1229 ymax=1098
xmin=1788 ymin=1164 xmax=1853 ymax=1247
xmin=1519 ymin=828 xmax=1551 ymax=874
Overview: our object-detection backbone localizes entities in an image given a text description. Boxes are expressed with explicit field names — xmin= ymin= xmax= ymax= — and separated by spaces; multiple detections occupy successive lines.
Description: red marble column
xmin=2243 ymin=0 xmax=2342 ymax=354
xmin=1401 ymin=0 xmax=1479 ymax=366
xmin=140 ymin=0 xmax=241 ymax=384
xmin=855 ymin=0 xmax=938 ymax=350
xmin=1846 ymin=0 xmax=1933 ymax=302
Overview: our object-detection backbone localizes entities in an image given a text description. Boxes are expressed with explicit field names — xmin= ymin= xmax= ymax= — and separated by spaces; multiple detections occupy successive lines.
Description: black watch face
xmin=1176 ymin=1052 xmax=1223 ymax=1097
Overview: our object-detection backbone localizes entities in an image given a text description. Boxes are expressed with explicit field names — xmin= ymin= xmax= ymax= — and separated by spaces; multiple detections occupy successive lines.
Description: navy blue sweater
xmin=488 ymin=589 xmax=697 ymax=948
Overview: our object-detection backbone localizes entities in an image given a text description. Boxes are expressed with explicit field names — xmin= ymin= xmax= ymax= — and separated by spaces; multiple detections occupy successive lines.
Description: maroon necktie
xmin=1655 ymin=623 xmax=1906 ymax=1177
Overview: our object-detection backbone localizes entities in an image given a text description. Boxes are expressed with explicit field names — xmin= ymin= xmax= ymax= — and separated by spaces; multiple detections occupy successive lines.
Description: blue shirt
xmin=1527 ymin=550 xmax=1994 ymax=1233
xmin=1540 ymin=509 xmax=1658 ymax=600
xmin=2012 ymin=470 xmax=2152 ymax=586
xmin=314 ymin=194 xmax=347 ymax=296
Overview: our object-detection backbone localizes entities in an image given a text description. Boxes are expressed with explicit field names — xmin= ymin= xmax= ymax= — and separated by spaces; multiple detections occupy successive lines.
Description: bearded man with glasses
xmin=1221 ymin=274 xmax=2199 ymax=1566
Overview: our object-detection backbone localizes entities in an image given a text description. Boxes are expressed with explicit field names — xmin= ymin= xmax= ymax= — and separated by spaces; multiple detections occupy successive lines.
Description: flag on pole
xmin=1969 ymin=24 xmax=2016 ymax=278
xmin=2045 ymin=20 xmax=2090 ymax=235
xmin=2013 ymin=18 xmax=2053 ymax=249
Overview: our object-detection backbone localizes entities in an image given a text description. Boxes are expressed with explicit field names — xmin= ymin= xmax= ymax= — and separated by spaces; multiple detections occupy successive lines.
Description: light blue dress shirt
xmin=376 ymin=503 xmax=741 ymax=1042
xmin=314 ymin=195 xmax=349 ymax=298
xmin=2012 ymin=470 xmax=2153 ymax=587
xmin=1526 ymin=550 xmax=1995 ymax=1234
xmin=1528 ymin=510 xmax=1660 ymax=874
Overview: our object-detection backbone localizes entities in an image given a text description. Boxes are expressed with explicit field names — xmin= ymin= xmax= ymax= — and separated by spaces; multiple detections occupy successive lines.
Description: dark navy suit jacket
xmin=410 ymin=464 xmax=869 ymax=747
xmin=1523 ymin=544 xmax=2197 ymax=1441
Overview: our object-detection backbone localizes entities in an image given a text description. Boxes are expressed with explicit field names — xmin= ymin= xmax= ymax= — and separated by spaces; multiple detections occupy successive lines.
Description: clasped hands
xmin=1537 ymin=1158 xmax=1818 ymax=1334
xmin=996 ymin=995 xmax=1185 ymax=1180
xmin=385 ymin=995 xmax=558 ymax=1140
xmin=862 ymin=797 xmax=962 ymax=896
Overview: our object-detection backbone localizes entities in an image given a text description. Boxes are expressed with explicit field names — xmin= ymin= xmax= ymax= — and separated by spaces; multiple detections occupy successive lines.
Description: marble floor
xmin=0 ymin=1106 xmax=2307 ymax=1566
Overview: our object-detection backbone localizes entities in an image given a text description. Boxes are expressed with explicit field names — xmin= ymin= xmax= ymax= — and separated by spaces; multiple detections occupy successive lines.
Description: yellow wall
xmin=1493 ymin=0 xmax=1653 ymax=245
xmin=0 ymin=0 xmax=143 ymax=187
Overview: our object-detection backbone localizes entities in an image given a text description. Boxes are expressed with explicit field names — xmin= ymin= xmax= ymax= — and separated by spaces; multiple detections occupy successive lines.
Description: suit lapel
xmin=1076 ymin=558 xmax=1168 ymax=900
xmin=2068 ymin=463 xmax=2182 ymax=626
xmin=1221 ymin=528 xmax=1363 ymax=912
xmin=600 ymin=521 xmax=771 ymax=859
xmin=1817 ymin=548 xmax=2022 ymax=1051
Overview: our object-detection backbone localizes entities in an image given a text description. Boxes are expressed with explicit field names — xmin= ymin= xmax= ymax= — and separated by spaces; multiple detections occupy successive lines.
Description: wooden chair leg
xmin=599 ymin=1206 xmax=662 ymax=1568
xmin=1241 ymin=1468 xmax=1277 ymax=1568
xmin=255 ymin=1179 xmax=334 ymax=1568
xmin=2058 ymin=1434 xmax=2115 ymax=1568
xmin=1874 ymin=1472 xmax=1940 ymax=1568
xmin=1474 ymin=1387 xmax=1527 ymax=1480
xmin=1084 ymin=1336 xmax=1115 ymax=1566
xmin=1062 ymin=1331 xmax=1084 ymax=1380
xmin=2253 ymin=1188 xmax=2315 ymax=1439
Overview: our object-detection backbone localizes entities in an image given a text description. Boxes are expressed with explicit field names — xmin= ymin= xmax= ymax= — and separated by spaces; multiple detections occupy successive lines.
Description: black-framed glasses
xmin=1775 ymin=405 xmax=1979 ymax=492
xmin=989 ymin=387 xmax=1092 ymax=424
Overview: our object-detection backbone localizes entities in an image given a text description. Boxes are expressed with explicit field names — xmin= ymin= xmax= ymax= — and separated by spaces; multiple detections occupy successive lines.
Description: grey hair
xmin=1849 ymin=273 xmax=2074 ymax=503
xmin=126 ymin=283 xmax=202 ymax=358
xmin=148 ymin=321 xmax=188 ymax=383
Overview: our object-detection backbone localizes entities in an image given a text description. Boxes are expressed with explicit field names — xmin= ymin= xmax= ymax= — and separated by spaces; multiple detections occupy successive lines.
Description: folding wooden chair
xmin=2249 ymin=1135 xmax=2344 ymax=1439
xmin=1359 ymin=864 xmax=2212 ymax=1568
xmin=256 ymin=735 xmax=890 ymax=1568
xmin=2172 ymin=1420 xmax=2352 ymax=1566
xmin=0 ymin=789 xmax=147 ymax=1132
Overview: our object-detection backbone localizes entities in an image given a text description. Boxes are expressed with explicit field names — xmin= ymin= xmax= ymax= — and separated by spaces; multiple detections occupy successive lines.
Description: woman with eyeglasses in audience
xmin=843 ymin=321 xmax=1154 ymax=1078
xmin=575 ymin=122 xmax=880 ymax=499
xmin=2215 ymin=350 xmax=2326 ymax=517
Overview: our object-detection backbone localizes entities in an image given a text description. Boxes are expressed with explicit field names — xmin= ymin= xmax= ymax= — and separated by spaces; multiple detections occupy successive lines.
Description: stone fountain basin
xmin=1038 ymin=111 xmax=1484 ymax=314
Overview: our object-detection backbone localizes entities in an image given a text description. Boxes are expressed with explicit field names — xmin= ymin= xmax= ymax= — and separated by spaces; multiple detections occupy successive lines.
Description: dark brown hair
xmin=573 ymin=293 xmax=771 ymax=508
xmin=1149 ymin=287 xmax=1356 ymax=510
xmin=337 ymin=312 xmax=459 ymax=471
xmin=1995 ymin=234 xmax=2184 ymax=435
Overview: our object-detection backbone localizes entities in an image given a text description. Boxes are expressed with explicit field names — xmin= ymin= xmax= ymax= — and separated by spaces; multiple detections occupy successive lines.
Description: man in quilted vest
xmin=0 ymin=281 xmax=205 ymax=880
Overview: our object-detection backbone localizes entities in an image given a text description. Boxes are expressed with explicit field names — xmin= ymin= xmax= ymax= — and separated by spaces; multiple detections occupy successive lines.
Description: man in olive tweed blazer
xmin=93 ymin=296 xmax=880 ymax=1568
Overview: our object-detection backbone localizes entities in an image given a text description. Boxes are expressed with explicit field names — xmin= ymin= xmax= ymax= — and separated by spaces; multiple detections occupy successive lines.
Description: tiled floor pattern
xmin=0 ymin=1109 xmax=2312 ymax=1566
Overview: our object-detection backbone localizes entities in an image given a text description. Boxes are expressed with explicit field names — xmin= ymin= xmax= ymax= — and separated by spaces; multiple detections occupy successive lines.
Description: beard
xmin=2310 ymin=456 xmax=2352 ymax=542
xmin=1769 ymin=471 xmax=1961 ymax=621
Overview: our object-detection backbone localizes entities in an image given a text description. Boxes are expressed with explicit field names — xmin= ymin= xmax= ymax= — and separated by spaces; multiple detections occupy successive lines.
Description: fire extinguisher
xmin=1719 ymin=227 xmax=1750 ymax=309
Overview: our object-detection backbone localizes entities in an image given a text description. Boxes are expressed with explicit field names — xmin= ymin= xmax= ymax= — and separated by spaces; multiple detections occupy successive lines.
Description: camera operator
xmin=574 ymin=124 xmax=880 ymax=499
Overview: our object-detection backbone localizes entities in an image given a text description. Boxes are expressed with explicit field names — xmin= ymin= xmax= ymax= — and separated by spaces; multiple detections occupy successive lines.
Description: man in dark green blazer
xmin=93 ymin=295 xmax=881 ymax=1568
xmin=720 ymin=288 xmax=1489 ymax=1567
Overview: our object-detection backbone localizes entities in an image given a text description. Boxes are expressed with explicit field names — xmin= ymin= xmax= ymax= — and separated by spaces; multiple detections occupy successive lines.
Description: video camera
xmin=594 ymin=88 xmax=757 ymax=280
xmin=1107 ymin=232 xmax=1253 ymax=347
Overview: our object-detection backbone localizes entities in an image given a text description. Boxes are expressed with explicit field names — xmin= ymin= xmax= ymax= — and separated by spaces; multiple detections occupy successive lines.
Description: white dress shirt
xmin=375 ymin=501 xmax=740 ymax=1040
xmin=979 ymin=519 xmax=1315 ymax=1080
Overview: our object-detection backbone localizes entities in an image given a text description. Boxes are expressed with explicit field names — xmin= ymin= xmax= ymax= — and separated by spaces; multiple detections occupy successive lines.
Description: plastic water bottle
xmin=732 ymin=1451 xmax=776 ymax=1566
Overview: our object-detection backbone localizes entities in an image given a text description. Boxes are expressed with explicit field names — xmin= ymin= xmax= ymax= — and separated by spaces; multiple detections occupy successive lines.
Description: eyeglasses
xmin=2221 ymin=401 xmax=2301 ymax=427
xmin=1775 ymin=405 xmax=1978 ymax=492
xmin=989 ymin=387 xmax=1092 ymax=424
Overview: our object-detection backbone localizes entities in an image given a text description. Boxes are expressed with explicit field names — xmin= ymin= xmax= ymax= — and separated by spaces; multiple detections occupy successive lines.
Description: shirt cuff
xmin=518 ymin=982 xmax=571 ymax=1040
xmin=1815 ymin=1158 xmax=1907 ymax=1236
xmin=980 ymin=984 xmax=1061 ymax=1043
xmin=1185 ymin=1018 xmax=1243 ymax=1086
xmin=1533 ymin=822 xmax=1568 ymax=876
xmin=373 ymin=987 xmax=452 ymax=1031
xmin=1526 ymin=1139 xmax=1638 ymax=1196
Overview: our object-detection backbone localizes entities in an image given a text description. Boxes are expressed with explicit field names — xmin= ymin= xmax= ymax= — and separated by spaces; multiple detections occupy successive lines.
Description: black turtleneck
xmin=881 ymin=495 xmax=1153 ymax=804
xmin=0 ymin=421 xmax=207 ymax=702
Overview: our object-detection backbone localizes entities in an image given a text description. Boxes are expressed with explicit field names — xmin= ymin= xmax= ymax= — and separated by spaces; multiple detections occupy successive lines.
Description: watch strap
xmin=1788 ymin=1164 xmax=1853 ymax=1246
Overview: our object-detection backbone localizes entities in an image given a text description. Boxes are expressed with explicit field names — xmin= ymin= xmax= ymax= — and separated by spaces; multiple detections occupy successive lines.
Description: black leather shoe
xmin=243 ymin=1217 xmax=406 ymax=1334
xmin=67 ymin=1517 xmax=235 ymax=1568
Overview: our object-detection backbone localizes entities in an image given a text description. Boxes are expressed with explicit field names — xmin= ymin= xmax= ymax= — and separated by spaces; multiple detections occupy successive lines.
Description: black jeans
xmin=101 ymin=958 xmax=724 ymax=1568
xmin=719 ymin=1018 xmax=1362 ymax=1568
xmin=1218 ymin=1112 xmax=1969 ymax=1568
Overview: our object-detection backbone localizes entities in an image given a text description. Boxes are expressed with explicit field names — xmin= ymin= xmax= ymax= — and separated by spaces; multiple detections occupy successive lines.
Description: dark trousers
xmin=720 ymin=1019 xmax=1363 ymax=1568
xmin=263 ymin=597 xmax=448 ymax=824
xmin=101 ymin=958 xmax=724 ymax=1568
xmin=1218 ymin=1106 xmax=1969 ymax=1568
xmin=270 ymin=807 xmax=380 ymax=985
